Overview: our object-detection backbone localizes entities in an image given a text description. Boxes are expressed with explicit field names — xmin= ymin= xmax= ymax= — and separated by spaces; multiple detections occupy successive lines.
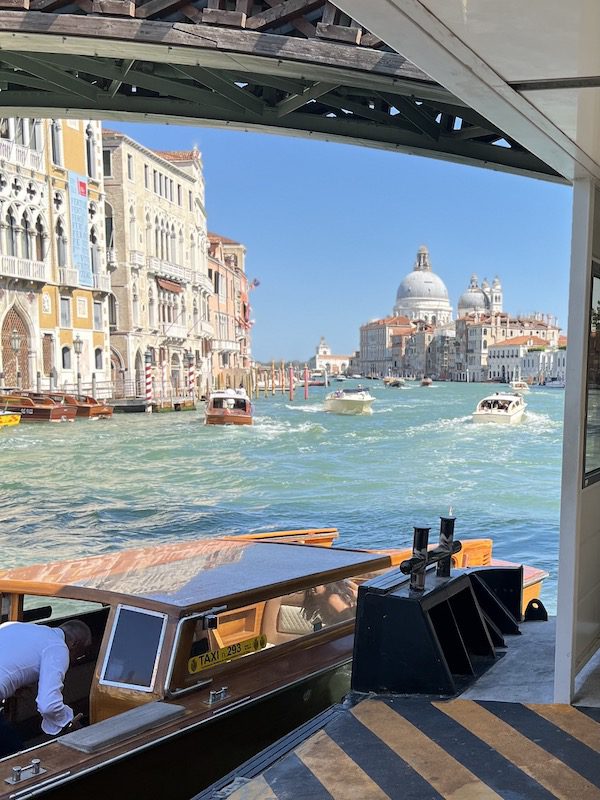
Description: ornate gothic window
xmin=56 ymin=218 xmax=67 ymax=267
xmin=89 ymin=226 xmax=100 ymax=274
xmin=62 ymin=346 xmax=71 ymax=370
xmin=6 ymin=207 xmax=18 ymax=257
xmin=50 ymin=120 xmax=62 ymax=166
xmin=85 ymin=124 xmax=96 ymax=179
xmin=21 ymin=211 xmax=32 ymax=260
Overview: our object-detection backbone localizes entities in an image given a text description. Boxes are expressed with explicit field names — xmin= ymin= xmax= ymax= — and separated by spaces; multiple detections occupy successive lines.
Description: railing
xmin=0 ymin=254 xmax=47 ymax=282
xmin=192 ymin=272 xmax=213 ymax=293
xmin=129 ymin=250 xmax=145 ymax=268
xmin=147 ymin=256 xmax=191 ymax=284
xmin=160 ymin=322 xmax=187 ymax=340
xmin=212 ymin=339 xmax=240 ymax=353
xmin=58 ymin=267 xmax=79 ymax=287
xmin=92 ymin=273 xmax=111 ymax=292
xmin=0 ymin=139 xmax=44 ymax=172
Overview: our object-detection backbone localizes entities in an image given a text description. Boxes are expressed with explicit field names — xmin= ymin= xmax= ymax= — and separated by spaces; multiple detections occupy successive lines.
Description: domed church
xmin=457 ymin=274 xmax=503 ymax=316
xmin=393 ymin=245 xmax=453 ymax=325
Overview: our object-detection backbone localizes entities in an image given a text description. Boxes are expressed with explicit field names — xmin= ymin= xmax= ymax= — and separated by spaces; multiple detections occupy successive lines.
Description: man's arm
xmin=36 ymin=643 xmax=74 ymax=735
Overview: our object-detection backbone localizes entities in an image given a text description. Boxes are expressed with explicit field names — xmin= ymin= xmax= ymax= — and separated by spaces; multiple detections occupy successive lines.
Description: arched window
xmin=89 ymin=226 xmax=99 ymax=274
xmin=56 ymin=219 xmax=67 ymax=267
xmin=62 ymin=346 xmax=71 ymax=370
xmin=35 ymin=215 xmax=45 ymax=262
xmin=129 ymin=207 xmax=136 ymax=247
xmin=193 ymin=301 xmax=199 ymax=331
xmin=170 ymin=224 xmax=176 ymax=263
xmin=154 ymin=216 xmax=160 ymax=257
xmin=132 ymin=282 xmax=139 ymax=326
xmin=104 ymin=202 xmax=114 ymax=250
xmin=29 ymin=119 xmax=42 ymax=152
xmin=108 ymin=294 xmax=117 ymax=329
xmin=190 ymin=234 xmax=196 ymax=270
xmin=148 ymin=288 xmax=156 ymax=327
xmin=95 ymin=348 xmax=103 ymax=369
xmin=21 ymin=211 xmax=31 ymax=259
xmin=6 ymin=207 xmax=18 ymax=256
xmin=85 ymin=124 xmax=96 ymax=179
xmin=50 ymin=120 xmax=62 ymax=166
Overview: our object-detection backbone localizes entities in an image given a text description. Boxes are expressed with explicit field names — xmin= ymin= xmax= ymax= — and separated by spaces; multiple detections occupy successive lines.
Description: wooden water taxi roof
xmin=0 ymin=536 xmax=392 ymax=615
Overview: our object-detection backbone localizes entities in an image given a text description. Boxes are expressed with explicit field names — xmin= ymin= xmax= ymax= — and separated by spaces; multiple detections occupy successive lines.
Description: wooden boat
xmin=205 ymin=389 xmax=252 ymax=425
xmin=0 ymin=410 xmax=20 ymax=428
xmin=510 ymin=379 xmax=530 ymax=394
xmin=44 ymin=392 xmax=113 ymax=420
xmin=0 ymin=393 xmax=77 ymax=422
xmin=0 ymin=528 xmax=545 ymax=800
xmin=383 ymin=377 xmax=405 ymax=388
xmin=421 ymin=377 xmax=433 ymax=386
xmin=473 ymin=391 xmax=527 ymax=425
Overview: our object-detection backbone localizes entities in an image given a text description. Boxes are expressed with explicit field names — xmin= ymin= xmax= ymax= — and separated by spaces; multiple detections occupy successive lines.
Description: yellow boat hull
xmin=0 ymin=413 xmax=20 ymax=428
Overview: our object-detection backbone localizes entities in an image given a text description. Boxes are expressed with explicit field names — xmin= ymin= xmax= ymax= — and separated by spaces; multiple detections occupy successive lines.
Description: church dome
xmin=393 ymin=245 xmax=452 ymax=325
xmin=458 ymin=274 xmax=490 ymax=315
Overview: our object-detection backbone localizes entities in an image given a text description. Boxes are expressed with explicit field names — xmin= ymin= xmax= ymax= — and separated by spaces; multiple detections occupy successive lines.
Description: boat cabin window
xmin=211 ymin=397 xmax=248 ymax=411
xmin=100 ymin=605 xmax=167 ymax=692
xmin=167 ymin=578 xmax=358 ymax=695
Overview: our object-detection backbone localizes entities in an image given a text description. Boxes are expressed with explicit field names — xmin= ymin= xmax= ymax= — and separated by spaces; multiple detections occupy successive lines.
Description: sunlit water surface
xmin=0 ymin=381 xmax=564 ymax=611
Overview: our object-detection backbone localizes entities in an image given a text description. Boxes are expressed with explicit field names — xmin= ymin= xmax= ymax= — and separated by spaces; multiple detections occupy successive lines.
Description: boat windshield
xmin=100 ymin=605 xmax=167 ymax=691
xmin=167 ymin=577 xmax=362 ymax=695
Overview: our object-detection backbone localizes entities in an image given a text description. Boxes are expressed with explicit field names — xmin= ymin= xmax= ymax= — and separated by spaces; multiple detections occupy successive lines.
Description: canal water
xmin=1 ymin=381 xmax=564 ymax=611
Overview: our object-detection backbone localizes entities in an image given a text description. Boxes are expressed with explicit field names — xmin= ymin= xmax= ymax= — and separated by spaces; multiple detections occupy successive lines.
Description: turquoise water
xmin=0 ymin=381 xmax=564 ymax=611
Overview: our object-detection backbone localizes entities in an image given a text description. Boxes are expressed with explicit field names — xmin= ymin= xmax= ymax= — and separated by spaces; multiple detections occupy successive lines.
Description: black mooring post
xmin=410 ymin=526 xmax=430 ymax=592
xmin=436 ymin=516 xmax=456 ymax=578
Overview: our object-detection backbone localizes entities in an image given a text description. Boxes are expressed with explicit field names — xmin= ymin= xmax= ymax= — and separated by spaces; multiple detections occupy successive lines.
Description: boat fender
xmin=524 ymin=598 xmax=548 ymax=622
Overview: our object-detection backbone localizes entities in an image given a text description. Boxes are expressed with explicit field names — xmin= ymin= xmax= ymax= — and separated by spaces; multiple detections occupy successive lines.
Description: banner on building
xmin=68 ymin=172 xmax=92 ymax=287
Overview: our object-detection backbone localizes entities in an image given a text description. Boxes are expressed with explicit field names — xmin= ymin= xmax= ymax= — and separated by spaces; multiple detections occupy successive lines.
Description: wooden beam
xmin=245 ymin=0 xmax=324 ymax=32
xmin=91 ymin=0 xmax=135 ymax=14
xmin=107 ymin=59 xmax=134 ymax=98
xmin=202 ymin=9 xmax=247 ymax=27
xmin=316 ymin=22 xmax=361 ymax=44
xmin=451 ymin=125 xmax=495 ymax=141
xmin=0 ymin=53 xmax=100 ymax=100
xmin=317 ymin=92 xmax=419 ymax=131
xmin=262 ymin=0 xmax=318 ymax=36
xmin=0 ymin=0 xmax=28 ymax=8
xmin=379 ymin=93 xmax=440 ymax=140
xmin=173 ymin=64 xmax=267 ymax=115
xmin=0 ymin=68 xmax=48 ymax=90
xmin=136 ymin=0 xmax=189 ymax=20
xmin=275 ymin=80 xmax=338 ymax=117
xmin=321 ymin=1 xmax=336 ymax=24
xmin=179 ymin=3 xmax=202 ymax=23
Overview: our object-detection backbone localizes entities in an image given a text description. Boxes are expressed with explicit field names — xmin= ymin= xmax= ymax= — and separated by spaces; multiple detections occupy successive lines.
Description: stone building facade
xmin=359 ymin=316 xmax=414 ymax=377
xmin=102 ymin=130 xmax=213 ymax=398
xmin=208 ymin=233 xmax=251 ymax=387
xmin=0 ymin=117 xmax=111 ymax=393
xmin=308 ymin=337 xmax=351 ymax=374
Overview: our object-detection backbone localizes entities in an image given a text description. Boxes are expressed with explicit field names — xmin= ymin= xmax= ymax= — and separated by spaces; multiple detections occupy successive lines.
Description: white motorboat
xmin=323 ymin=386 xmax=374 ymax=415
xmin=335 ymin=375 xmax=347 ymax=382
xmin=510 ymin=379 xmax=530 ymax=394
xmin=473 ymin=392 xmax=527 ymax=425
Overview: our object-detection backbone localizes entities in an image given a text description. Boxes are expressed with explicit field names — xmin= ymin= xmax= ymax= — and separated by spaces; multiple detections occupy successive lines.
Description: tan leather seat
xmin=261 ymin=591 xmax=313 ymax=645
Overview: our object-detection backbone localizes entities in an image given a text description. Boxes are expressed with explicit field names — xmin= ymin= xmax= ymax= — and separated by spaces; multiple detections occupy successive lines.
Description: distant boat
xmin=421 ymin=377 xmax=433 ymax=387
xmin=383 ymin=377 xmax=405 ymax=388
xmin=510 ymin=380 xmax=530 ymax=394
xmin=335 ymin=375 xmax=347 ymax=382
xmin=0 ymin=410 xmax=20 ymax=429
xmin=543 ymin=378 xmax=566 ymax=389
xmin=473 ymin=392 xmax=527 ymax=425
xmin=323 ymin=386 xmax=374 ymax=415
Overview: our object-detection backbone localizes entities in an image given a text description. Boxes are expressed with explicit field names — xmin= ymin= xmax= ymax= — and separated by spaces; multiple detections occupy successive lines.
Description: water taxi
xmin=323 ymin=386 xmax=374 ymax=415
xmin=308 ymin=371 xmax=327 ymax=386
xmin=421 ymin=377 xmax=433 ymax=387
xmin=510 ymin=379 xmax=530 ymax=394
xmin=44 ymin=392 xmax=113 ymax=420
xmin=383 ymin=377 xmax=405 ymax=388
xmin=473 ymin=391 xmax=527 ymax=424
xmin=0 ymin=393 xmax=77 ymax=422
xmin=205 ymin=389 xmax=252 ymax=426
xmin=0 ymin=528 xmax=545 ymax=799
xmin=0 ymin=410 xmax=20 ymax=428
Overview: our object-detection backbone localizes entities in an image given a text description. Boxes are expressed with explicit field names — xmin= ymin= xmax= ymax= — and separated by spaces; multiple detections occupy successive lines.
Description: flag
xmin=250 ymin=278 xmax=260 ymax=289
xmin=77 ymin=179 xmax=87 ymax=197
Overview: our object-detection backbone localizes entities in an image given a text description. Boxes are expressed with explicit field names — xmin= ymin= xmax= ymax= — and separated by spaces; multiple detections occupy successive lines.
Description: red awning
xmin=156 ymin=277 xmax=182 ymax=294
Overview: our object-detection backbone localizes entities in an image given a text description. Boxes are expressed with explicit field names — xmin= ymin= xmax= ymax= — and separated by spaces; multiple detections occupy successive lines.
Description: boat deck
xmin=196 ymin=621 xmax=600 ymax=800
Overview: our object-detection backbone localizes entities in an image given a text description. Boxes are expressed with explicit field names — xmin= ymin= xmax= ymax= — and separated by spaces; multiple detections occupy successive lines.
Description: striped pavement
xmin=220 ymin=697 xmax=600 ymax=799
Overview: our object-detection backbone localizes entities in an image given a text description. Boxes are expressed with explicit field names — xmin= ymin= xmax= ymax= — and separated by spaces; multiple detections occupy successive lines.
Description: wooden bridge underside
xmin=0 ymin=1 xmax=560 ymax=180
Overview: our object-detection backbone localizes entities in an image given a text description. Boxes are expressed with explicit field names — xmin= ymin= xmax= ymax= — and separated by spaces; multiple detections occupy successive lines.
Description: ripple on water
xmin=0 ymin=383 xmax=563 ymax=611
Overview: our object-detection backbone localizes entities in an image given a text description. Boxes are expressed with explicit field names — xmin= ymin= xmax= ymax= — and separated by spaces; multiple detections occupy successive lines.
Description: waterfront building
xmin=452 ymin=312 xmax=562 ymax=382
xmin=489 ymin=335 xmax=568 ymax=384
xmin=359 ymin=316 xmax=414 ymax=377
xmin=102 ymin=131 xmax=213 ymax=398
xmin=308 ymin=336 xmax=351 ymax=375
xmin=208 ymin=233 xmax=251 ymax=388
xmin=427 ymin=325 xmax=456 ymax=380
xmin=0 ymin=118 xmax=111 ymax=393
xmin=392 ymin=245 xmax=453 ymax=325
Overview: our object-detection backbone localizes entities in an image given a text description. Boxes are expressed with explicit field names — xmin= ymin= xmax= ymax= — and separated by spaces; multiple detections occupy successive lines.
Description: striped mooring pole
xmin=144 ymin=350 xmax=153 ymax=414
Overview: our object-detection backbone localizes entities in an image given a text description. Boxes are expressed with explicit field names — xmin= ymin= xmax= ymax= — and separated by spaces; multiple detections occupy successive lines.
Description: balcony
xmin=192 ymin=271 xmax=213 ymax=293
xmin=92 ymin=273 xmax=111 ymax=292
xmin=0 ymin=254 xmax=48 ymax=282
xmin=106 ymin=249 xmax=118 ymax=272
xmin=212 ymin=339 xmax=240 ymax=353
xmin=0 ymin=139 xmax=44 ymax=173
xmin=147 ymin=256 xmax=191 ymax=284
xmin=195 ymin=320 xmax=213 ymax=337
xmin=129 ymin=250 xmax=145 ymax=269
xmin=160 ymin=322 xmax=188 ymax=340
xmin=58 ymin=267 xmax=79 ymax=287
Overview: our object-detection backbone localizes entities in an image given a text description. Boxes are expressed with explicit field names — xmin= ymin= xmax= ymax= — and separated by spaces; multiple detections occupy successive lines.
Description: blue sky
xmin=107 ymin=122 xmax=573 ymax=363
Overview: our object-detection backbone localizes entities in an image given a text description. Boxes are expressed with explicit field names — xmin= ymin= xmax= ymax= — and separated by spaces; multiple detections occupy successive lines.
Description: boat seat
xmin=261 ymin=592 xmax=313 ymax=645
xmin=59 ymin=701 xmax=186 ymax=753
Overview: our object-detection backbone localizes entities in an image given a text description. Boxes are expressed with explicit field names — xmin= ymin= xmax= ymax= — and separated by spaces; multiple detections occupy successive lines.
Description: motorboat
xmin=205 ymin=388 xmax=252 ymax=425
xmin=0 ymin=527 xmax=546 ymax=800
xmin=510 ymin=379 xmax=530 ymax=394
xmin=383 ymin=377 xmax=405 ymax=388
xmin=0 ymin=410 xmax=20 ymax=428
xmin=473 ymin=392 xmax=527 ymax=424
xmin=44 ymin=391 xmax=113 ymax=419
xmin=421 ymin=377 xmax=433 ymax=387
xmin=323 ymin=386 xmax=374 ymax=415
xmin=309 ymin=370 xmax=327 ymax=386
xmin=335 ymin=375 xmax=347 ymax=382
xmin=0 ymin=393 xmax=77 ymax=422
xmin=543 ymin=378 xmax=566 ymax=388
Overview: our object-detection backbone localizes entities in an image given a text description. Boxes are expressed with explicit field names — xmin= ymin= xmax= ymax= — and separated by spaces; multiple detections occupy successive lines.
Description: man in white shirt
xmin=0 ymin=619 xmax=92 ymax=751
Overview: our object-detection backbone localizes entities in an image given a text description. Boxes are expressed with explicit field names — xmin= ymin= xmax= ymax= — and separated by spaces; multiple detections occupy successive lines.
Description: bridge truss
xmin=0 ymin=1 xmax=560 ymax=180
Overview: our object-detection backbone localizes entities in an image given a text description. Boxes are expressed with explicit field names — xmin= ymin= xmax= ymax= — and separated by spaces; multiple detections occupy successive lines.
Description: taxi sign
xmin=188 ymin=634 xmax=267 ymax=674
